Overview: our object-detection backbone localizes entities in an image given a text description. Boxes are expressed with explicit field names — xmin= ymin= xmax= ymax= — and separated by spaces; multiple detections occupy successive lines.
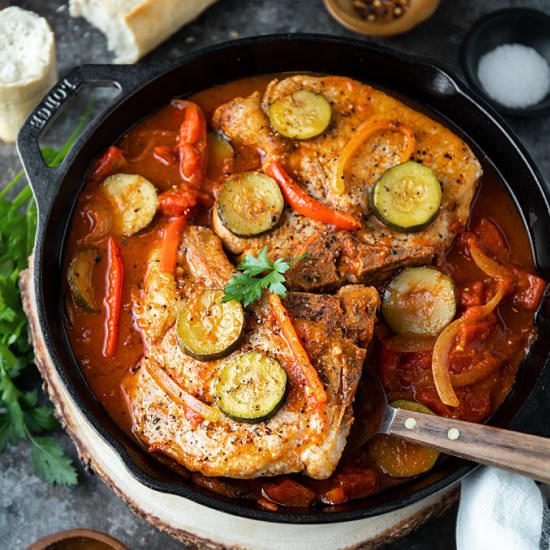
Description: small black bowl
xmin=460 ymin=8 xmax=550 ymax=117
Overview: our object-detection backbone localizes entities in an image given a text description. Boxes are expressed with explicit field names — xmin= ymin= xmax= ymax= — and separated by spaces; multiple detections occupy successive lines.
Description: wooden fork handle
xmin=390 ymin=408 xmax=550 ymax=483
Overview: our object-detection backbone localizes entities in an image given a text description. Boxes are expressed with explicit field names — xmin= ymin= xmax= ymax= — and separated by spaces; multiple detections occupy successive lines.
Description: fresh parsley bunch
xmin=223 ymin=247 xmax=305 ymax=307
xmin=0 ymin=105 xmax=91 ymax=485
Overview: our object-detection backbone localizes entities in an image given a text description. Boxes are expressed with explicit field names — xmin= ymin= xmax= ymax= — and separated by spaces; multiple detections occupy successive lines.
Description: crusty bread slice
xmin=69 ymin=0 xmax=218 ymax=64
xmin=0 ymin=7 xmax=57 ymax=142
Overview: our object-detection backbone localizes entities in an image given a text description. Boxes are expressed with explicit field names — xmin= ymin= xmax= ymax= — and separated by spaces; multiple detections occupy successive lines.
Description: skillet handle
xmin=390 ymin=408 xmax=550 ymax=483
xmin=16 ymin=64 xmax=147 ymax=221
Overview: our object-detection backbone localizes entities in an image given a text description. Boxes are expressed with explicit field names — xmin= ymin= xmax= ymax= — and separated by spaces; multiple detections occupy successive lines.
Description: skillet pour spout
xmin=15 ymin=34 xmax=550 ymax=523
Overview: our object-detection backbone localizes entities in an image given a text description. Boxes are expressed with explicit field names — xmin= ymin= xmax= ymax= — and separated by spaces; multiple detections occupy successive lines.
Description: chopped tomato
xmin=325 ymin=466 xmax=379 ymax=502
xmin=89 ymin=146 xmax=127 ymax=184
xmin=456 ymin=390 xmax=492 ymax=422
xmin=459 ymin=230 xmax=544 ymax=311
xmin=378 ymin=305 xmax=526 ymax=422
xmin=261 ymin=478 xmax=317 ymax=508
xmin=158 ymin=188 xmax=211 ymax=218
xmin=377 ymin=347 xmax=402 ymax=390
xmin=321 ymin=487 xmax=346 ymax=505
xmin=457 ymin=281 xmax=485 ymax=310
xmin=473 ymin=218 xmax=509 ymax=262
xmin=454 ymin=314 xmax=496 ymax=350
xmin=509 ymin=265 xmax=546 ymax=311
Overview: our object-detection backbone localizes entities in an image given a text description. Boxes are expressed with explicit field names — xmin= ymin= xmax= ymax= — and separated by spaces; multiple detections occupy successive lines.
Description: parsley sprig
xmin=222 ymin=247 xmax=305 ymax=307
xmin=0 ymin=103 xmax=92 ymax=485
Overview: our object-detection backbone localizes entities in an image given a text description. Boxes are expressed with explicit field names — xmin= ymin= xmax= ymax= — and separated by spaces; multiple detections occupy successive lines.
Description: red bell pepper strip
xmin=268 ymin=293 xmax=327 ymax=407
xmin=171 ymin=99 xmax=208 ymax=185
xmin=103 ymin=236 xmax=124 ymax=357
xmin=264 ymin=161 xmax=362 ymax=231
xmin=160 ymin=216 xmax=186 ymax=275
xmin=158 ymin=188 xmax=199 ymax=218
xmin=89 ymin=146 xmax=127 ymax=184
xmin=154 ymin=101 xmax=210 ymax=217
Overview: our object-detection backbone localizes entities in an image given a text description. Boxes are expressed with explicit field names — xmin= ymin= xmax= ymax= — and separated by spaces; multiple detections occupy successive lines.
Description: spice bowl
xmin=26 ymin=529 xmax=128 ymax=550
xmin=460 ymin=8 xmax=550 ymax=118
xmin=323 ymin=0 xmax=440 ymax=36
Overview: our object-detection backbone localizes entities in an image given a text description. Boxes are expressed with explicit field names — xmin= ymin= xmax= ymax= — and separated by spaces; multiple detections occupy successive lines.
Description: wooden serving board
xmin=20 ymin=265 xmax=458 ymax=549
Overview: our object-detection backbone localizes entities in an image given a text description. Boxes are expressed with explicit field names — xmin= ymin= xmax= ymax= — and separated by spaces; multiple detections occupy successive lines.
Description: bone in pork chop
xmin=211 ymin=75 xmax=482 ymax=290
xmin=124 ymin=226 xmax=380 ymax=479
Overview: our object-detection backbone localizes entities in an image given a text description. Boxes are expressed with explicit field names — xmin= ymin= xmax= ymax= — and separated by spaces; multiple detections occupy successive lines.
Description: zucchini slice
xmin=211 ymin=206 xmax=247 ymax=255
xmin=382 ymin=267 xmax=456 ymax=336
xmin=176 ymin=289 xmax=244 ymax=361
xmin=216 ymin=171 xmax=284 ymax=237
xmin=207 ymin=131 xmax=234 ymax=178
xmin=368 ymin=400 xmax=440 ymax=478
xmin=67 ymin=248 xmax=100 ymax=312
xmin=269 ymin=90 xmax=332 ymax=140
xmin=372 ymin=161 xmax=441 ymax=232
xmin=101 ymin=173 xmax=158 ymax=236
xmin=214 ymin=351 xmax=287 ymax=423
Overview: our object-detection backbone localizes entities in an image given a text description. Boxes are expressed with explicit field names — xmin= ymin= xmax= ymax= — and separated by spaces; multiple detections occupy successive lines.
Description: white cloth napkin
xmin=457 ymin=467 xmax=549 ymax=550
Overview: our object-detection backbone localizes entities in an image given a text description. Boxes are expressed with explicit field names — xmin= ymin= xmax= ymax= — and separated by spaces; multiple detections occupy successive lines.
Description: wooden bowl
xmin=26 ymin=529 xmax=128 ymax=550
xmin=324 ymin=0 xmax=441 ymax=36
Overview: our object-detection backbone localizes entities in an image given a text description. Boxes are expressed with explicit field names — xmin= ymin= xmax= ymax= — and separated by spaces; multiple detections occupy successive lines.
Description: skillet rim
xmin=20 ymin=33 xmax=550 ymax=525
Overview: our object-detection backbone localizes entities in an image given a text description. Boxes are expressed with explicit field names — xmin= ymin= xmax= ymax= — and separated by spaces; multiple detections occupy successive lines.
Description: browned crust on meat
xmin=212 ymin=75 xmax=482 ymax=290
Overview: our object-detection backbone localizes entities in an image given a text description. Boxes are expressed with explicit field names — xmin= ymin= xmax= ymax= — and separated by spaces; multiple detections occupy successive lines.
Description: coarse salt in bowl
xmin=477 ymin=44 xmax=550 ymax=109
xmin=460 ymin=8 xmax=550 ymax=117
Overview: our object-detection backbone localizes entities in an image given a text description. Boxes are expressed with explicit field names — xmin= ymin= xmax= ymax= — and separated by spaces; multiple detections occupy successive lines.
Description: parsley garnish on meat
xmin=0 ymin=104 xmax=92 ymax=485
xmin=222 ymin=247 xmax=306 ymax=307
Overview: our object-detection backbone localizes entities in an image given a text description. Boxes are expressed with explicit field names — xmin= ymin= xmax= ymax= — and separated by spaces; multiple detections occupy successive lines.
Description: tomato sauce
xmin=64 ymin=75 xmax=544 ymax=509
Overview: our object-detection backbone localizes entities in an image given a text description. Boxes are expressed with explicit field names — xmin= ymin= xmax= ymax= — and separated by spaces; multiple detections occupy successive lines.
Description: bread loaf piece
xmin=0 ymin=7 xmax=57 ymax=143
xmin=69 ymin=0 xmax=218 ymax=64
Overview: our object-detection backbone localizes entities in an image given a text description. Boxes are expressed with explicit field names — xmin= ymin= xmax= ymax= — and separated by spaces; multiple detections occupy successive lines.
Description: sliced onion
xmin=431 ymin=242 xmax=512 ymax=408
xmin=145 ymin=359 xmax=220 ymax=423
xmin=384 ymin=333 xmax=436 ymax=353
xmin=431 ymin=283 xmax=505 ymax=407
xmin=431 ymin=320 xmax=462 ymax=407
xmin=127 ymin=129 xmax=178 ymax=163
xmin=451 ymin=358 xmax=503 ymax=387
xmin=79 ymin=199 xmax=112 ymax=245
xmin=469 ymin=242 xmax=512 ymax=281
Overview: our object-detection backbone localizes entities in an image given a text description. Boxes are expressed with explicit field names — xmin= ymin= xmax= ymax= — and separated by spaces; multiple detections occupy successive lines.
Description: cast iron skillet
xmin=16 ymin=35 xmax=550 ymax=524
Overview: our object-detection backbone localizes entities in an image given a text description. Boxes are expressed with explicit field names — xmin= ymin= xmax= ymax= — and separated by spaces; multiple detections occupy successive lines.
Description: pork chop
xmin=211 ymin=75 xmax=482 ymax=290
xmin=124 ymin=225 xmax=380 ymax=479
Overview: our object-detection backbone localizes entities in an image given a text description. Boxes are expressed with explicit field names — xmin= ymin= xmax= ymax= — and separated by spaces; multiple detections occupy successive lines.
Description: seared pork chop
xmin=125 ymin=226 xmax=379 ymax=479
xmin=212 ymin=75 xmax=482 ymax=290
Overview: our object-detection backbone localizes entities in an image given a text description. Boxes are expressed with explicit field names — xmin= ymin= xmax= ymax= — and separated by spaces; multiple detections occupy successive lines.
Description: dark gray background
xmin=1 ymin=1 xmax=549 ymax=548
